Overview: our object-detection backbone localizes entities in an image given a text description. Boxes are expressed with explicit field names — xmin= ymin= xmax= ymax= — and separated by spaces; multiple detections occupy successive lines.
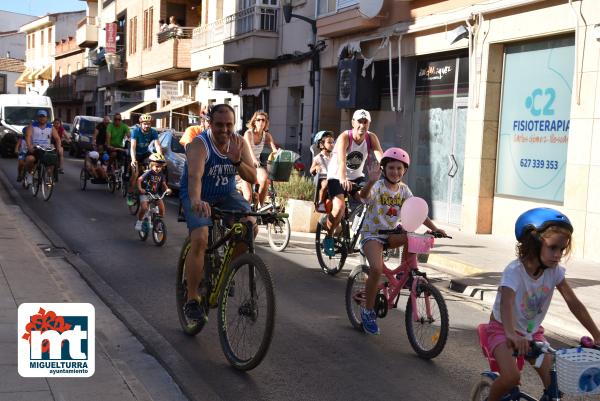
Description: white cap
xmin=352 ymin=109 xmax=371 ymax=122
xmin=88 ymin=151 xmax=99 ymax=159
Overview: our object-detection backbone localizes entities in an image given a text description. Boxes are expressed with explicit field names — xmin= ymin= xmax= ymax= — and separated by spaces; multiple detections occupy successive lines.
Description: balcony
xmin=191 ymin=5 xmax=279 ymax=71
xmin=74 ymin=67 xmax=98 ymax=92
xmin=46 ymin=86 xmax=78 ymax=102
xmin=76 ymin=16 xmax=98 ymax=48
xmin=126 ymin=29 xmax=194 ymax=81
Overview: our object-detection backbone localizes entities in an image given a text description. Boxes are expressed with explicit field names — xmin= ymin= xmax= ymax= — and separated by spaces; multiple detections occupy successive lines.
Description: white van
xmin=0 ymin=94 xmax=54 ymax=157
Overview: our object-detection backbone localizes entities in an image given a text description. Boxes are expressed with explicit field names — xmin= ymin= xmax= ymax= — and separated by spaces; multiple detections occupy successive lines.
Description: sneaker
xmin=134 ymin=220 xmax=143 ymax=231
xmin=323 ymin=236 xmax=335 ymax=257
xmin=183 ymin=299 xmax=208 ymax=322
xmin=361 ymin=307 xmax=380 ymax=335
xmin=127 ymin=194 xmax=135 ymax=206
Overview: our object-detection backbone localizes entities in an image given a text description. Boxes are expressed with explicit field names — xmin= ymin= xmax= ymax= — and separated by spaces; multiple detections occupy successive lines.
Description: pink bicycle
xmin=345 ymin=227 xmax=451 ymax=359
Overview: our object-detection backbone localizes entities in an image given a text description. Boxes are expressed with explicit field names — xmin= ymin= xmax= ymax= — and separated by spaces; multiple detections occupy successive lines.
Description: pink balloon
xmin=401 ymin=197 xmax=429 ymax=232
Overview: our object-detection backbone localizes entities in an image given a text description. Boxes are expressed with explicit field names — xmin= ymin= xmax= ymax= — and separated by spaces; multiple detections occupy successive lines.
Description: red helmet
xmin=381 ymin=147 xmax=410 ymax=167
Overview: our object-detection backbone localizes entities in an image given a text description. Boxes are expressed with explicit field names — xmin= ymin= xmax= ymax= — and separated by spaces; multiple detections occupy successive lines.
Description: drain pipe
xmin=568 ymin=0 xmax=580 ymax=105
xmin=397 ymin=34 xmax=403 ymax=112
xmin=388 ymin=37 xmax=395 ymax=111
xmin=465 ymin=17 xmax=474 ymax=108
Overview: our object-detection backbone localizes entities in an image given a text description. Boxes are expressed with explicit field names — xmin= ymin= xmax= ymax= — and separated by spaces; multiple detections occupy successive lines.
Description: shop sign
xmin=496 ymin=37 xmax=574 ymax=202
xmin=105 ymin=23 xmax=117 ymax=54
xmin=159 ymin=81 xmax=178 ymax=100
xmin=114 ymin=90 xmax=143 ymax=103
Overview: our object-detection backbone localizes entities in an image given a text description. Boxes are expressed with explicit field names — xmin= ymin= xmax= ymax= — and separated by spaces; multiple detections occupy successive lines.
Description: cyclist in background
xmin=485 ymin=208 xmax=600 ymax=401
xmin=358 ymin=148 xmax=444 ymax=335
xmin=127 ymin=113 xmax=162 ymax=206
xmin=179 ymin=104 xmax=256 ymax=322
xmin=179 ymin=112 xmax=210 ymax=149
xmin=15 ymin=126 xmax=28 ymax=182
xmin=24 ymin=110 xmax=62 ymax=185
xmin=106 ymin=113 xmax=130 ymax=172
xmin=310 ymin=130 xmax=334 ymax=212
xmin=92 ymin=115 xmax=110 ymax=154
xmin=323 ymin=109 xmax=384 ymax=257
xmin=135 ymin=153 xmax=171 ymax=231
xmin=240 ymin=111 xmax=278 ymax=206
xmin=52 ymin=118 xmax=68 ymax=174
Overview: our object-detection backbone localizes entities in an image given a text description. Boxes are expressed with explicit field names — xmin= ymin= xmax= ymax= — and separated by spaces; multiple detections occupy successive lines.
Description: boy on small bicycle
xmin=135 ymin=153 xmax=171 ymax=231
xmin=310 ymin=130 xmax=334 ymax=212
xmin=485 ymin=208 xmax=600 ymax=401
xmin=358 ymin=147 xmax=444 ymax=335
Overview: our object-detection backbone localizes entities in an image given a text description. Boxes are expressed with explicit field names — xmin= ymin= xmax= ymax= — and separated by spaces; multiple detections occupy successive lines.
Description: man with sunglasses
xmin=106 ymin=113 xmax=130 ymax=172
xmin=322 ymin=109 xmax=384 ymax=257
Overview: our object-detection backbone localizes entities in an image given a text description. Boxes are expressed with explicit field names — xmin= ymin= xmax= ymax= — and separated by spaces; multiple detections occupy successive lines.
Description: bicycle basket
xmin=556 ymin=347 xmax=600 ymax=395
xmin=406 ymin=233 xmax=435 ymax=254
xmin=41 ymin=150 xmax=58 ymax=166
xmin=267 ymin=150 xmax=298 ymax=182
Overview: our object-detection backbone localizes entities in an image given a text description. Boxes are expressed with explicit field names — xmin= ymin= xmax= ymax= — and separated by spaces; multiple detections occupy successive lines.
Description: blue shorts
xmin=18 ymin=152 xmax=28 ymax=161
xmin=182 ymin=191 xmax=251 ymax=232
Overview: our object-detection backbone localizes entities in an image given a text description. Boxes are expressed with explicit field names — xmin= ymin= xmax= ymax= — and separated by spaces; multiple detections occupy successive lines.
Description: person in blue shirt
xmin=127 ymin=113 xmax=162 ymax=205
xmin=179 ymin=104 xmax=257 ymax=322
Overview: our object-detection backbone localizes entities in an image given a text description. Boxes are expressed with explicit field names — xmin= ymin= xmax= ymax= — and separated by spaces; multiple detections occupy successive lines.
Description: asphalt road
xmin=0 ymin=155 xmax=582 ymax=401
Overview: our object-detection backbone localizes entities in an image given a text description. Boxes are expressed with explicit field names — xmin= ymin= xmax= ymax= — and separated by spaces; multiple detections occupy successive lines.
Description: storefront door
xmin=411 ymin=55 xmax=468 ymax=225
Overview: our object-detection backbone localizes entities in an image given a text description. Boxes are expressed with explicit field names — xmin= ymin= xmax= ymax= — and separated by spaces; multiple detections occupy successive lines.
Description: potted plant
xmin=273 ymin=170 xmax=320 ymax=232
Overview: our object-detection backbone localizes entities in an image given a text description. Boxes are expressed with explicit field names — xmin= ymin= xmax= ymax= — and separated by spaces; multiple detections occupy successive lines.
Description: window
xmin=317 ymin=0 xmax=357 ymax=16
xmin=143 ymin=7 xmax=153 ymax=49
xmin=39 ymin=31 xmax=43 ymax=46
xmin=0 ymin=74 xmax=6 ymax=94
xmin=129 ymin=17 xmax=137 ymax=54
xmin=48 ymin=27 xmax=52 ymax=44
xmin=217 ymin=0 xmax=224 ymax=20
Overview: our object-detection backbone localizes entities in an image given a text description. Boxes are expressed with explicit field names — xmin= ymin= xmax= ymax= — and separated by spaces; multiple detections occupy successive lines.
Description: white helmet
xmin=88 ymin=151 xmax=99 ymax=160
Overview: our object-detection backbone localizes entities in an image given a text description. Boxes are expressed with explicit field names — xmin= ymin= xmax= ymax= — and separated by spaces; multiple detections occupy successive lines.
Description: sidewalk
xmin=426 ymin=224 xmax=600 ymax=342
xmin=0 ymin=184 xmax=188 ymax=400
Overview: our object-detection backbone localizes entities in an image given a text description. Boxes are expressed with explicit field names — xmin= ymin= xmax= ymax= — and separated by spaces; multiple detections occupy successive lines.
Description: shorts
xmin=359 ymin=235 xmax=389 ymax=251
xmin=18 ymin=152 xmax=27 ymax=161
xmin=486 ymin=319 xmax=546 ymax=355
xmin=327 ymin=177 xmax=365 ymax=199
xmin=182 ymin=190 xmax=251 ymax=232
xmin=135 ymin=152 xmax=151 ymax=167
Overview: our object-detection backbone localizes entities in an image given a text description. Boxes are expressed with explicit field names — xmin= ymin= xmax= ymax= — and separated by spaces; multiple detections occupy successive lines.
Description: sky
xmin=0 ymin=0 xmax=85 ymax=17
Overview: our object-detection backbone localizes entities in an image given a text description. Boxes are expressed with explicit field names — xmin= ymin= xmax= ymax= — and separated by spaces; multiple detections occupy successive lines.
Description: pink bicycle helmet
xmin=381 ymin=147 xmax=410 ymax=167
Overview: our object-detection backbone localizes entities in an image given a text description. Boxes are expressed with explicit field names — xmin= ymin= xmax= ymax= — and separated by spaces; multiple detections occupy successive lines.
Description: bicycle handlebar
xmin=146 ymin=191 xmax=170 ymax=200
xmin=377 ymin=227 xmax=452 ymax=239
xmin=212 ymin=207 xmax=289 ymax=219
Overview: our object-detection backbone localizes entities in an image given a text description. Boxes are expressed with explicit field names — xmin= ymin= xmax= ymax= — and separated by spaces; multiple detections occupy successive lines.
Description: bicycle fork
xmin=409 ymin=275 xmax=434 ymax=323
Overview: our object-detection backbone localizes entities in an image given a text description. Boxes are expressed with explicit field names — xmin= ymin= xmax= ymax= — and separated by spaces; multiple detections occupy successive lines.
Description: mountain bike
xmin=28 ymin=145 xmax=58 ymax=201
xmin=470 ymin=325 xmax=600 ymax=400
xmin=250 ymin=181 xmax=291 ymax=252
xmin=315 ymin=184 xmax=366 ymax=275
xmin=345 ymin=227 xmax=451 ymax=359
xmin=176 ymin=207 xmax=286 ymax=370
xmin=107 ymin=148 xmax=127 ymax=194
xmin=137 ymin=190 xmax=169 ymax=246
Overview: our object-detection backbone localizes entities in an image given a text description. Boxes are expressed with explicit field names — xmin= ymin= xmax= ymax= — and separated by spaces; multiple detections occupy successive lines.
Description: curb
xmin=0 ymin=167 xmax=220 ymax=401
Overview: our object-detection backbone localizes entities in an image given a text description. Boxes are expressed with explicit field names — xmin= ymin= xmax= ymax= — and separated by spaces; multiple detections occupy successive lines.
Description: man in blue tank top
xmin=179 ymin=104 xmax=257 ymax=322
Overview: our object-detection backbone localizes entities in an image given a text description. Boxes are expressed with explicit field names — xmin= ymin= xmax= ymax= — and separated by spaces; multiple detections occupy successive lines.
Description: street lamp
xmin=281 ymin=0 xmax=320 ymax=155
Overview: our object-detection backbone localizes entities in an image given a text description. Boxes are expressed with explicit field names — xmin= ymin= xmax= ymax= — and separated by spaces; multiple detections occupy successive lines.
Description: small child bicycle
xmin=345 ymin=223 xmax=451 ymax=359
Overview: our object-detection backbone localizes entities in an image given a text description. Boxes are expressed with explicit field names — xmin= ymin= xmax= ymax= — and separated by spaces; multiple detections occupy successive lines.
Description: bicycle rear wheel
xmin=175 ymin=238 xmax=207 ymax=336
xmin=405 ymin=280 xmax=449 ymax=359
xmin=80 ymin=168 xmax=87 ymax=190
xmin=217 ymin=253 xmax=275 ymax=371
xmin=315 ymin=219 xmax=348 ymax=275
xmin=31 ymin=166 xmax=40 ymax=197
xmin=267 ymin=217 xmax=290 ymax=252
xmin=345 ymin=265 xmax=369 ymax=331
xmin=469 ymin=375 xmax=493 ymax=401
xmin=41 ymin=166 xmax=54 ymax=201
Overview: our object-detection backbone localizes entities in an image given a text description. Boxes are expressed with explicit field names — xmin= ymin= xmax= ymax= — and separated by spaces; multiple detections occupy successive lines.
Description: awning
xmin=239 ymin=87 xmax=267 ymax=97
xmin=15 ymin=68 xmax=32 ymax=87
xmin=35 ymin=65 xmax=53 ymax=81
xmin=26 ymin=68 xmax=39 ymax=81
xmin=149 ymin=99 xmax=197 ymax=119
xmin=112 ymin=100 xmax=156 ymax=120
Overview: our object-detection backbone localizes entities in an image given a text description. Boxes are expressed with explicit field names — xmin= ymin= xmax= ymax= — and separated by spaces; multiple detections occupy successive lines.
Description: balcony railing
xmin=157 ymin=27 xmax=194 ymax=44
xmin=77 ymin=16 xmax=97 ymax=28
xmin=76 ymin=16 xmax=98 ymax=48
xmin=74 ymin=67 xmax=98 ymax=92
xmin=46 ymin=86 xmax=78 ymax=102
xmin=192 ymin=5 xmax=278 ymax=51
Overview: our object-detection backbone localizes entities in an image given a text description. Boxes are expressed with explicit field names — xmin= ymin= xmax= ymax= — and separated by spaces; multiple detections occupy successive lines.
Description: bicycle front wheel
xmin=267 ymin=217 xmax=290 ymax=252
xmin=315 ymin=219 xmax=348 ymax=275
xmin=152 ymin=219 xmax=167 ymax=246
xmin=31 ymin=166 xmax=40 ymax=197
xmin=345 ymin=265 xmax=369 ymax=331
xmin=41 ymin=166 xmax=54 ymax=201
xmin=218 ymin=253 xmax=275 ymax=371
xmin=469 ymin=375 xmax=494 ymax=401
xmin=405 ymin=280 xmax=449 ymax=359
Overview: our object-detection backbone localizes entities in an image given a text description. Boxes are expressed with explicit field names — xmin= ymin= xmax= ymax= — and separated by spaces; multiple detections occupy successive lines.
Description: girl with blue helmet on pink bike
xmin=484 ymin=207 xmax=600 ymax=401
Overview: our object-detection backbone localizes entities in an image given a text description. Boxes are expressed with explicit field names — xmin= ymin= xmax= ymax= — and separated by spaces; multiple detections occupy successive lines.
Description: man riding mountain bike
xmin=127 ymin=113 xmax=162 ymax=206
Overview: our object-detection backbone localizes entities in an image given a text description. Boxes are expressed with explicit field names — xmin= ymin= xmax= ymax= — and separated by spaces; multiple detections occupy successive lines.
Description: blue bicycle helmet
xmin=102 ymin=152 xmax=109 ymax=162
xmin=514 ymin=207 xmax=573 ymax=241
xmin=312 ymin=130 xmax=333 ymax=145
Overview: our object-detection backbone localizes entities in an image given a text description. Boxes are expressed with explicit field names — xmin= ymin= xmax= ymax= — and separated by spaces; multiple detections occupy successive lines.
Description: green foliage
xmin=273 ymin=170 xmax=315 ymax=202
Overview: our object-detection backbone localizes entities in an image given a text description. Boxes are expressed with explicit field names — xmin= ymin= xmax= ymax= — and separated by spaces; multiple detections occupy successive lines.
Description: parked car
xmin=69 ymin=115 xmax=103 ymax=157
xmin=152 ymin=129 xmax=185 ymax=190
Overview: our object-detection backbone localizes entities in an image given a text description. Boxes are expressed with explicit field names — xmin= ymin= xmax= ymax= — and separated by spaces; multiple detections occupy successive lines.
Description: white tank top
xmin=327 ymin=131 xmax=370 ymax=181
xmin=250 ymin=130 xmax=266 ymax=160
xmin=31 ymin=122 xmax=53 ymax=146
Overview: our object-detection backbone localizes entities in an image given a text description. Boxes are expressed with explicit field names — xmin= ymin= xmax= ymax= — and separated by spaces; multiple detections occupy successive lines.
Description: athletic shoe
xmin=134 ymin=220 xmax=143 ymax=231
xmin=127 ymin=194 xmax=135 ymax=206
xmin=183 ymin=299 xmax=208 ymax=322
xmin=323 ymin=236 xmax=335 ymax=257
xmin=361 ymin=307 xmax=380 ymax=335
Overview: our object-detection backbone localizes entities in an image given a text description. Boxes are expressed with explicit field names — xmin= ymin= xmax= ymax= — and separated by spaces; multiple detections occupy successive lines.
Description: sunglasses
xmin=255 ymin=118 xmax=266 ymax=122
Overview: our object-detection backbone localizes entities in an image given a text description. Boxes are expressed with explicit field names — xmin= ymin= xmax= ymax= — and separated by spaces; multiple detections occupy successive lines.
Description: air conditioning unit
xmin=212 ymin=71 xmax=241 ymax=93
xmin=336 ymin=58 xmax=380 ymax=110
